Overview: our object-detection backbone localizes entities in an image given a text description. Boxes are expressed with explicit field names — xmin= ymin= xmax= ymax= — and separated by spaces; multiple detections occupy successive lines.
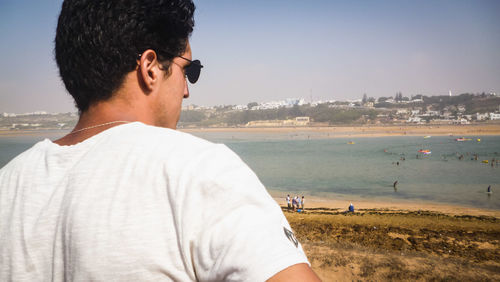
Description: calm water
xmin=1 ymin=131 xmax=499 ymax=209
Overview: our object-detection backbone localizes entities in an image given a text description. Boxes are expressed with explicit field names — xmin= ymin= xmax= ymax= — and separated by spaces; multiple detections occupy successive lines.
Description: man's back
xmin=0 ymin=123 xmax=309 ymax=281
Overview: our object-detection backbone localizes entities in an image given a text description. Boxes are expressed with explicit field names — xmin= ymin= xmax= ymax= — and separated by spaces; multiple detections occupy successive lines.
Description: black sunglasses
xmin=137 ymin=53 xmax=203 ymax=84
xmin=177 ymin=56 xmax=203 ymax=84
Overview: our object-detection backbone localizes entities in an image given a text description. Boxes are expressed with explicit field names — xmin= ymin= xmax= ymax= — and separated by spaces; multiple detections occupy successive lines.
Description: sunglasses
xmin=137 ymin=52 xmax=203 ymax=84
xmin=176 ymin=56 xmax=203 ymax=84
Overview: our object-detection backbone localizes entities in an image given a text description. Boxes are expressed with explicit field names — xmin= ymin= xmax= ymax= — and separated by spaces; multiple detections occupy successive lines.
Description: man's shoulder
xmin=117 ymin=122 xmax=229 ymax=162
xmin=0 ymin=140 xmax=49 ymax=173
xmin=122 ymin=122 xmax=215 ymax=148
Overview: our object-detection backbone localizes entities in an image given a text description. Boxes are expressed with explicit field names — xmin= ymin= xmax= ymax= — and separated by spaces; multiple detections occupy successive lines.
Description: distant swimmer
xmin=393 ymin=181 xmax=398 ymax=191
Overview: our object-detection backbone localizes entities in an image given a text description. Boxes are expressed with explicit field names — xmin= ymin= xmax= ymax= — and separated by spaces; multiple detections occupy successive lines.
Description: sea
xmin=1 ymin=129 xmax=499 ymax=210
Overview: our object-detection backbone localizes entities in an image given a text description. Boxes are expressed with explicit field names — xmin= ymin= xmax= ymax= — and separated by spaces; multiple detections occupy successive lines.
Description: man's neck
xmin=53 ymin=101 xmax=151 ymax=146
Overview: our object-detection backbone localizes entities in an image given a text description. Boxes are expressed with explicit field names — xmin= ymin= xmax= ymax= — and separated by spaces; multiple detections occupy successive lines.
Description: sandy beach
xmin=273 ymin=194 xmax=500 ymax=218
xmin=181 ymin=123 xmax=500 ymax=138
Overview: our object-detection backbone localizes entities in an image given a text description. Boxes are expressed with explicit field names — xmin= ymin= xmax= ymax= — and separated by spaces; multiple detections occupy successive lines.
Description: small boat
xmin=455 ymin=137 xmax=472 ymax=142
xmin=418 ymin=149 xmax=431 ymax=155
xmin=482 ymin=160 xmax=489 ymax=164
xmin=424 ymin=136 xmax=431 ymax=139
xmin=347 ymin=141 xmax=355 ymax=145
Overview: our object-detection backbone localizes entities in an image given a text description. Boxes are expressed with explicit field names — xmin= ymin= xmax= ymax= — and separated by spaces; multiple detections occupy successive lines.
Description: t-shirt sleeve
xmin=180 ymin=144 xmax=309 ymax=282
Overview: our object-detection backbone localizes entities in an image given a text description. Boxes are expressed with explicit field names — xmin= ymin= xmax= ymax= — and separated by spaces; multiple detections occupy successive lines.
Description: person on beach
xmin=348 ymin=203 xmax=355 ymax=212
xmin=287 ymin=194 xmax=291 ymax=210
xmin=301 ymin=196 xmax=305 ymax=210
xmin=292 ymin=196 xmax=297 ymax=210
xmin=487 ymin=185 xmax=492 ymax=193
xmin=0 ymin=1 xmax=319 ymax=281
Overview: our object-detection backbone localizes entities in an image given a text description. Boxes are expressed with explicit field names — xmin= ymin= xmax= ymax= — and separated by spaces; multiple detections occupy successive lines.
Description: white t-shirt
xmin=0 ymin=122 xmax=308 ymax=281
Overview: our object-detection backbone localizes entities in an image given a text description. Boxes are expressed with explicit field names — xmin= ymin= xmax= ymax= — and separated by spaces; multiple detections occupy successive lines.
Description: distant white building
xmin=294 ymin=117 xmax=310 ymax=125
xmin=476 ymin=113 xmax=489 ymax=121
xmin=453 ymin=118 xmax=469 ymax=125
xmin=424 ymin=110 xmax=440 ymax=116
xmin=442 ymin=111 xmax=453 ymax=118
xmin=233 ymin=105 xmax=248 ymax=110
xmin=183 ymin=104 xmax=195 ymax=110
xmin=407 ymin=117 xmax=422 ymax=123
xmin=490 ymin=113 xmax=500 ymax=120
xmin=410 ymin=110 xmax=420 ymax=116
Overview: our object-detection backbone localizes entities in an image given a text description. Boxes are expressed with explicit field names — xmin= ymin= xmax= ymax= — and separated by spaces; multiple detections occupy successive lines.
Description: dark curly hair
xmin=55 ymin=0 xmax=195 ymax=112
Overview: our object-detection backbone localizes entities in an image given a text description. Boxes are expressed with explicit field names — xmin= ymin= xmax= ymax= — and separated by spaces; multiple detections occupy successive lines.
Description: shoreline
xmin=272 ymin=193 xmax=500 ymax=218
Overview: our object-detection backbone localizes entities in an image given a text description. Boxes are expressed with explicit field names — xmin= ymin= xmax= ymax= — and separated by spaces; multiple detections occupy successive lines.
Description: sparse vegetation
xmin=283 ymin=207 xmax=500 ymax=280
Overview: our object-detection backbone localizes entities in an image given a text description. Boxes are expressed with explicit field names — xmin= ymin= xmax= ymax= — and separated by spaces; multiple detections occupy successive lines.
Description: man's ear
xmin=138 ymin=49 xmax=161 ymax=92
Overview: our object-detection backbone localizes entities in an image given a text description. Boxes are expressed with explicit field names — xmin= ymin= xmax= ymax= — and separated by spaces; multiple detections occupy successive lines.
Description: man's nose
xmin=183 ymin=79 xmax=189 ymax=98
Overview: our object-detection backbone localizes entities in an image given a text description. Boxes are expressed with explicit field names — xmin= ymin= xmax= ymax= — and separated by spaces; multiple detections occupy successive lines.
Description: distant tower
xmin=449 ymin=90 xmax=452 ymax=97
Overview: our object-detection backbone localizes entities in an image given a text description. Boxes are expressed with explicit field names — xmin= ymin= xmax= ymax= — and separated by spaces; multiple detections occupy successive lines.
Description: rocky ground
xmin=283 ymin=207 xmax=500 ymax=281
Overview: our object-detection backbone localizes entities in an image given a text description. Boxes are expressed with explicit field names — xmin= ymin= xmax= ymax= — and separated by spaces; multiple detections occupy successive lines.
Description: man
xmin=0 ymin=0 xmax=319 ymax=281
xmin=286 ymin=194 xmax=291 ymax=210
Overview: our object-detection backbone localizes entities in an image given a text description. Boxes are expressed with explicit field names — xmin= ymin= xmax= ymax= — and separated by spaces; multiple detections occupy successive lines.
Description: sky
xmin=0 ymin=0 xmax=499 ymax=113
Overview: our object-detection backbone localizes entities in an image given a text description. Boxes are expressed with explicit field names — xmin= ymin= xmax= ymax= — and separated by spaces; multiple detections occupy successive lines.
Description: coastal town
xmin=1 ymin=92 xmax=499 ymax=130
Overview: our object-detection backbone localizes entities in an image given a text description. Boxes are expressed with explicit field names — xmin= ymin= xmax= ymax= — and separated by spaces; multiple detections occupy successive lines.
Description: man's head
xmin=55 ymin=0 xmax=196 ymax=114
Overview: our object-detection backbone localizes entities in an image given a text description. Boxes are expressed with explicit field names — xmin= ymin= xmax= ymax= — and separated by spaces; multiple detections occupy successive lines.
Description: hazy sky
xmin=1 ymin=0 xmax=499 ymax=113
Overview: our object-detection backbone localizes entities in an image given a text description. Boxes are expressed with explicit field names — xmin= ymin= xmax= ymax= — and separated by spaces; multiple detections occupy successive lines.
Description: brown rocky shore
xmin=283 ymin=207 xmax=500 ymax=281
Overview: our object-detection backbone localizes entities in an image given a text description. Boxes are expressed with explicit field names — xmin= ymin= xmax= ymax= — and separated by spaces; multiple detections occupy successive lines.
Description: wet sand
xmin=273 ymin=194 xmax=500 ymax=218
